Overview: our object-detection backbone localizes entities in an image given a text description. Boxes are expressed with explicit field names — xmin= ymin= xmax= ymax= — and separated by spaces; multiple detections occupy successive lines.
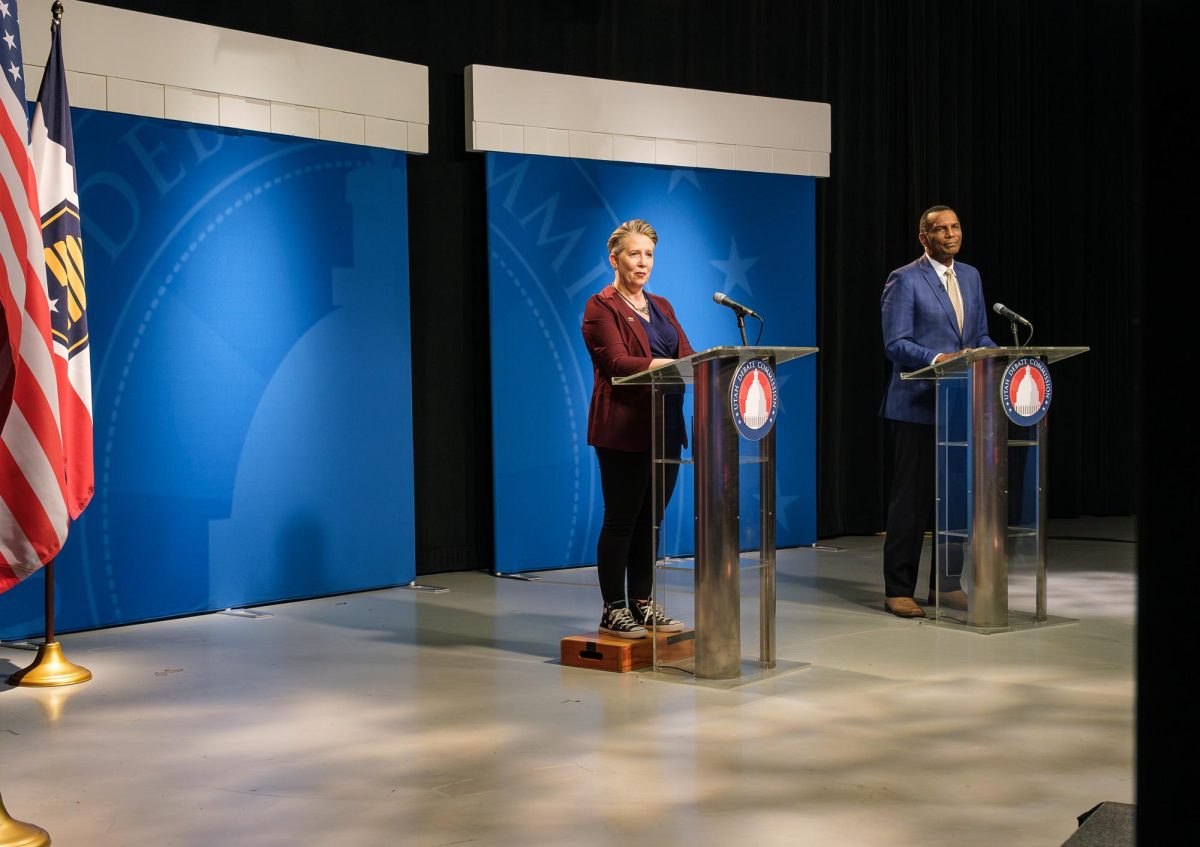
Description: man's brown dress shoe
xmin=927 ymin=589 xmax=969 ymax=611
xmin=884 ymin=597 xmax=926 ymax=618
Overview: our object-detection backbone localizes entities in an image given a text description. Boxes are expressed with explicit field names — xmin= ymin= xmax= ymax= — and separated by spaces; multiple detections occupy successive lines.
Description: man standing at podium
xmin=880 ymin=206 xmax=996 ymax=617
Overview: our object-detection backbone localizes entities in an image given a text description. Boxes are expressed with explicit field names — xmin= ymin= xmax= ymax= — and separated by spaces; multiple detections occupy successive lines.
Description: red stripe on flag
xmin=0 ymin=438 xmax=62 ymax=562
xmin=0 ymin=109 xmax=42 ymax=215
xmin=55 ymin=358 xmax=94 ymax=516
xmin=10 ymin=381 xmax=66 ymax=480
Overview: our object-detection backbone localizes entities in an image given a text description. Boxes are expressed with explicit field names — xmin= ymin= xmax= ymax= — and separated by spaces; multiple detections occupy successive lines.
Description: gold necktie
xmin=945 ymin=268 xmax=964 ymax=332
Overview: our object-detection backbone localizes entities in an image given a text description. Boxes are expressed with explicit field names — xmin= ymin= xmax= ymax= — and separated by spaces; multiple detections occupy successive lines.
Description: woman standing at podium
xmin=582 ymin=219 xmax=695 ymax=639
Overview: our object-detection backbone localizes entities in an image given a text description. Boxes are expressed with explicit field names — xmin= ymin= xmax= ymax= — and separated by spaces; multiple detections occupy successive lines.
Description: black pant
xmin=595 ymin=444 xmax=681 ymax=606
xmin=883 ymin=419 xmax=962 ymax=598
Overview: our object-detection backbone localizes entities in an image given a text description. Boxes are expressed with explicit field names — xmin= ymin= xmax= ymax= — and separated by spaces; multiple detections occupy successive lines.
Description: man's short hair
xmin=919 ymin=205 xmax=956 ymax=234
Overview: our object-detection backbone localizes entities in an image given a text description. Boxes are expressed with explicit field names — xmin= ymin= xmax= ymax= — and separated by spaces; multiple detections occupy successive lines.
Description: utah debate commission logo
xmin=730 ymin=359 xmax=779 ymax=441
xmin=1001 ymin=357 xmax=1053 ymax=425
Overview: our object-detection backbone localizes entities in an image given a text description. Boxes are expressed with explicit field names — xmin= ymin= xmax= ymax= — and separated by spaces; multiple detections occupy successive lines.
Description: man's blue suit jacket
xmin=880 ymin=254 xmax=996 ymax=425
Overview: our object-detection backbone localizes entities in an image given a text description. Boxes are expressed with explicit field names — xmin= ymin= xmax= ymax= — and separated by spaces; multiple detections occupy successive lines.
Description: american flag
xmin=1 ymin=0 xmax=70 ymax=592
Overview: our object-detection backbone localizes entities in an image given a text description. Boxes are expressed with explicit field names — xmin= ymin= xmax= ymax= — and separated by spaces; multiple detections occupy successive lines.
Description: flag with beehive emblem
xmin=30 ymin=7 xmax=92 ymax=520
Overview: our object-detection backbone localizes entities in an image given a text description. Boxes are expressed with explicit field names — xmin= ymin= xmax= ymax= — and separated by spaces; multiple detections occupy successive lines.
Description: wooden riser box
xmin=560 ymin=629 xmax=696 ymax=673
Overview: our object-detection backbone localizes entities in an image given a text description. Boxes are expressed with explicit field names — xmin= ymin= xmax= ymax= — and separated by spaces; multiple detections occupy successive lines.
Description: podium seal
xmin=730 ymin=358 xmax=779 ymax=441
xmin=1001 ymin=357 xmax=1053 ymax=425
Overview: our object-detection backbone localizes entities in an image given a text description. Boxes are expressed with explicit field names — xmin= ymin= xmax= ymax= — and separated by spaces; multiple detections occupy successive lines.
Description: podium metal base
xmin=7 ymin=642 xmax=92 ymax=687
xmin=636 ymin=657 xmax=810 ymax=689
xmin=927 ymin=609 xmax=1079 ymax=635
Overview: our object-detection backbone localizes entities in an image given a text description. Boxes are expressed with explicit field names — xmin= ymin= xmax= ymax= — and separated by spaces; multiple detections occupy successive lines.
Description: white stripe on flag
xmin=0 ymin=499 xmax=35 ymax=567
xmin=4 ymin=406 xmax=69 ymax=541
xmin=67 ymin=355 xmax=93 ymax=415
xmin=17 ymin=310 xmax=63 ymax=429
xmin=0 ymin=158 xmax=33 ymax=303
xmin=0 ymin=88 xmax=32 ymax=148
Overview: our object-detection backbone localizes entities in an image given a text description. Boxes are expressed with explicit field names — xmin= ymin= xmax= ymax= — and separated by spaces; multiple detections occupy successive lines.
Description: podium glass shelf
xmin=937 ymin=527 xmax=1041 ymax=539
xmin=652 ymin=454 xmax=771 ymax=466
xmin=613 ymin=346 xmax=818 ymax=386
xmin=901 ymin=346 xmax=1088 ymax=380
xmin=656 ymin=554 xmax=771 ymax=574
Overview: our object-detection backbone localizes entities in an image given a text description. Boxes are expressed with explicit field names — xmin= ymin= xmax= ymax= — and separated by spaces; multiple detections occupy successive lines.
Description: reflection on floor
xmin=1 ymin=517 xmax=1134 ymax=846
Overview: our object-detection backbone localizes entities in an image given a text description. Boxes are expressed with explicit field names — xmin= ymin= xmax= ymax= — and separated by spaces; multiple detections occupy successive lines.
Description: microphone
xmin=713 ymin=292 xmax=761 ymax=319
xmin=993 ymin=302 xmax=1032 ymax=327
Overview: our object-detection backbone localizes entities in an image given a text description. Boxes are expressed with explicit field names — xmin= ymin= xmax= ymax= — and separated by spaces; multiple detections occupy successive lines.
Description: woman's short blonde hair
xmin=607 ymin=219 xmax=658 ymax=256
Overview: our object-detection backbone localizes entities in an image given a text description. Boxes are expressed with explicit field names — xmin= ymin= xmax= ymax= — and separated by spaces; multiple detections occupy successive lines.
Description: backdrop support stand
xmin=403 ymin=580 xmax=451 ymax=592
xmin=7 ymin=560 xmax=92 ymax=688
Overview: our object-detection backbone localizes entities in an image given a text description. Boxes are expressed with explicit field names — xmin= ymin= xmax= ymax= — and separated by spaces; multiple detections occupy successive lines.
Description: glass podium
xmin=902 ymin=346 xmax=1088 ymax=631
xmin=615 ymin=345 xmax=816 ymax=679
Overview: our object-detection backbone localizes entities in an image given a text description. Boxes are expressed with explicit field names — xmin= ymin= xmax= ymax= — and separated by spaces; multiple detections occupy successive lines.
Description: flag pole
xmin=0 ymin=791 xmax=51 ymax=847
xmin=6 ymin=557 xmax=91 ymax=687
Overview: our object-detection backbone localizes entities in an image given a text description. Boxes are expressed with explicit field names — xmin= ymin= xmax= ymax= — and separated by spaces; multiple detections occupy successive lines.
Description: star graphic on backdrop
xmin=776 ymin=493 xmax=800 ymax=534
xmin=7 ymin=61 xmax=19 ymax=82
xmin=0 ymin=4 xmax=11 ymax=22
xmin=48 ymin=298 xmax=59 ymax=312
xmin=3 ymin=30 xmax=16 ymax=50
xmin=774 ymin=371 xmax=792 ymax=416
xmin=668 ymin=169 xmax=701 ymax=193
xmin=738 ymin=491 xmax=802 ymax=538
xmin=710 ymin=237 xmax=759 ymax=297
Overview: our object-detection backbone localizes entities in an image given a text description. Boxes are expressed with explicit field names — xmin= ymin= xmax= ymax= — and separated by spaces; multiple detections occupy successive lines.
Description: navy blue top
xmin=644 ymin=298 xmax=686 ymax=447
xmin=645 ymin=298 xmax=680 ymax=358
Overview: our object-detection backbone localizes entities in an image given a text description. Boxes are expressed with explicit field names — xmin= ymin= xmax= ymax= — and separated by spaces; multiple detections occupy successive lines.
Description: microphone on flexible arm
xmin=713 ymin=292 xmax=762 ymax=319
xmin=993 ymin=302 xmax=1033 ymax=347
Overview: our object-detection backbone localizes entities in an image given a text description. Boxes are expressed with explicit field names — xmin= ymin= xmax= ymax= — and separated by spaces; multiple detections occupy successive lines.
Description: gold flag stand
xmin=0 ymin=793 xmax=51 ymax=847
xmin=7 ymin=561 xmax=91 ymax=688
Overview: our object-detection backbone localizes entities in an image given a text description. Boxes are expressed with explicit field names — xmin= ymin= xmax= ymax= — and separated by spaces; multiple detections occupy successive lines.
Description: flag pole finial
xmin=52 ymin=2 xmax=64 ymax=24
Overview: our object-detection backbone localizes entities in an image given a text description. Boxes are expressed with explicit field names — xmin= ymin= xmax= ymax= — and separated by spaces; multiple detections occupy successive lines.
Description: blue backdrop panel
xmin=486 ymin=153 xmax=816 ymax=574
xmin=0 ymin=111 xmax=416 ymax=640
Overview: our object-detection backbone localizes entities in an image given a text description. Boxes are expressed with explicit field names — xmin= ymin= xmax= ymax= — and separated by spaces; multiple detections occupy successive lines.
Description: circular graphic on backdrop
xmin=730 ymin=358 xmax=779 ymax=440
xmin=1001 ymin=356 xmax=1053 ymax=425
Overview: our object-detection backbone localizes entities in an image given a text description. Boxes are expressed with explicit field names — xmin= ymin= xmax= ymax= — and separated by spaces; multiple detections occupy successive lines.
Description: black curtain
xmin=93 ymin=0 xmax=1140 ymax=564
xmin=1139 ymin=0 xmax=1193 ymax=841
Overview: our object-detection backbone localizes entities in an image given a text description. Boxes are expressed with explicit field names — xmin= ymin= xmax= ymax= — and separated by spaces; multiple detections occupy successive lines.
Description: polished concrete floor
xmin=1 ymin=517 xmax=1134 ymax=846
